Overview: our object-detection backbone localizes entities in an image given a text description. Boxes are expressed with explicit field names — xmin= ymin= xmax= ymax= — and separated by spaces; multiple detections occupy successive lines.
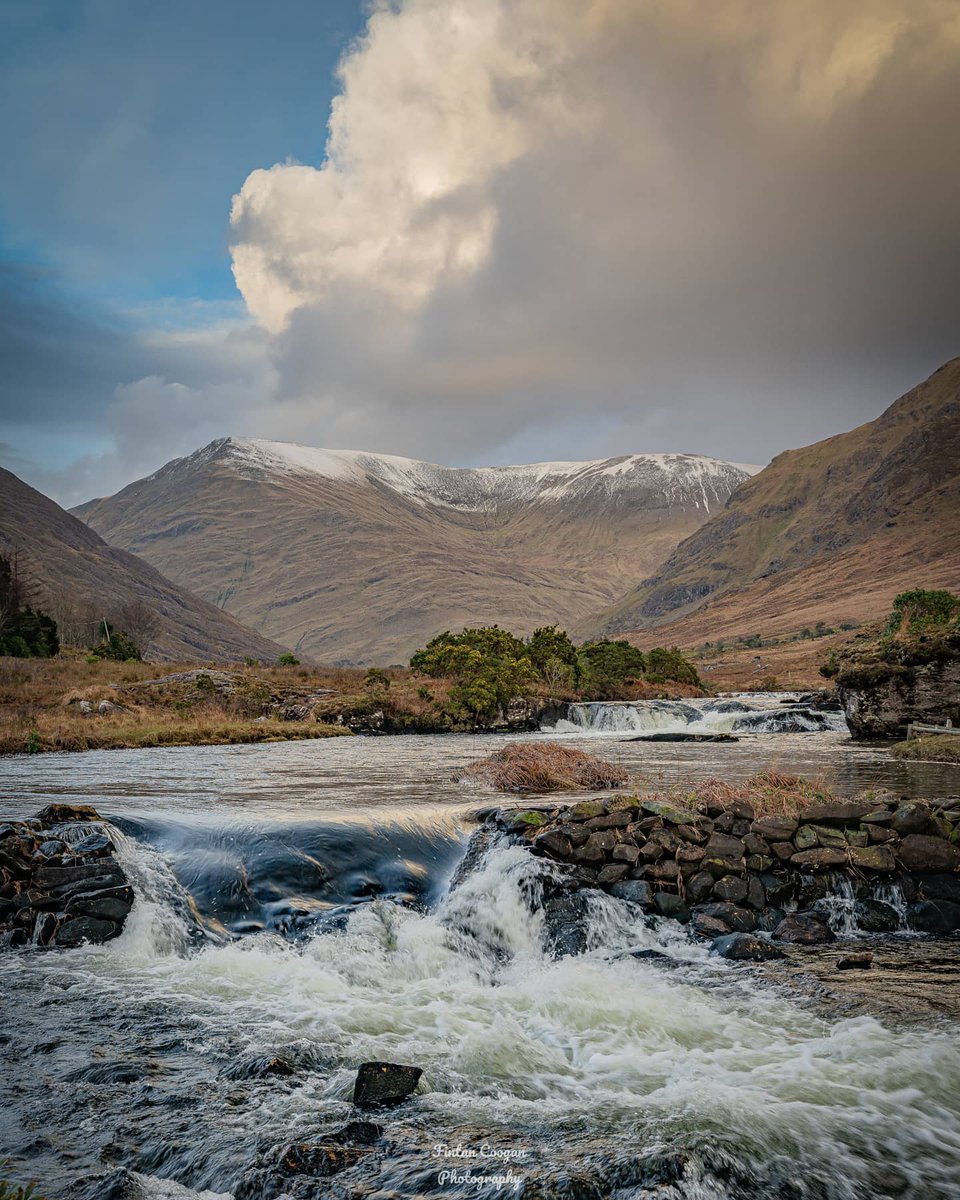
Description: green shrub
xmin=526 ymin=625 xmax=579 ymax=688
xmin=277 ymin=652 xmax=300 ymax=666
xmin=644 ymin=646 xmax=701 ymax=687
xmin=885 ymin=588 xmax=960 ymax=635
xmin=410 ymin=626 xmax=534 ymax=720
xmin=88 ymin=627 xmax=141 ymax=661
xmin=576 ymin=639 xmax=646 ymax=697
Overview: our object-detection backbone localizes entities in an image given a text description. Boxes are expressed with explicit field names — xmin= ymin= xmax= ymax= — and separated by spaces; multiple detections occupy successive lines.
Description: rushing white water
xmin=548 ymin=693 xmax=848 ymax=736
xmin=4 ymin=827 xmax=959 ymax=1199
xmin=3 ymin=731 xmax=960 ymax=1199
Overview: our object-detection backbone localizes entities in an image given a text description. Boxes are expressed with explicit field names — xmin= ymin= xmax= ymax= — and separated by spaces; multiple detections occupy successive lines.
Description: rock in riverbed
xmin=711 ymin=933 xmax=784 ymax=962
xmin=353 ymin=1061 xmax=423 ymax=1108
xmin=0 ymin=804 xmax=133 ymax=949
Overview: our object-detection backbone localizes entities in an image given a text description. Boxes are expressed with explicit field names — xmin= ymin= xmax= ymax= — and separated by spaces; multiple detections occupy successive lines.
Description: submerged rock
xmin=837 ymin=952 xmax=874 ymax=970
xmin=353 ymin=1061 xmax=423 ymax=1108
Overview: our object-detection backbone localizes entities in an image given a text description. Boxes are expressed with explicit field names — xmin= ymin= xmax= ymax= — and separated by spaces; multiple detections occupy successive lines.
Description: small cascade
xmin=874 ymin=881 xmax=909 ymax=930
xmin=545 ymin=692 xmax=848 ymax=736
xmin=816 ymin=874 xmax=860 ymax=936
xmin=107 ymin=824 xmax=205 ymax=956
xmin=814 ymin=874 xmax=910 ymax=936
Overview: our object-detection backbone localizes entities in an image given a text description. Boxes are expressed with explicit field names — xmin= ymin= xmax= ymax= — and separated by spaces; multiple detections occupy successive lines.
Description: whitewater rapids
xmin=3 ymin=820 xmax=960 ymax=1199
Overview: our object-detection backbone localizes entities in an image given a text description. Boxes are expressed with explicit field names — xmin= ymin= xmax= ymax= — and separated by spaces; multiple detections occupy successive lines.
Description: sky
xmin=2 ymin=0 xmax=959 ymax=506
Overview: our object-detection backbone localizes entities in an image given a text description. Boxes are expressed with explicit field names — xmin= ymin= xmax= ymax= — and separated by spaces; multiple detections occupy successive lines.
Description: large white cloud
xmin=224 ymin=0 xmax=960 ymax=466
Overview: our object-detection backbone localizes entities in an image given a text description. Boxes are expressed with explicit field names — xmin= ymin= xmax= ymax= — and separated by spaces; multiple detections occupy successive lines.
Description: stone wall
xmin=485 ymin=791 xmax=960 ymax=952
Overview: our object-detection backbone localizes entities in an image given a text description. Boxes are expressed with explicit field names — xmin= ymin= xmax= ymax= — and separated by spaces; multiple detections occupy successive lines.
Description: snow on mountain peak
xmin=187 ymin=436 xmax=752 ymax=513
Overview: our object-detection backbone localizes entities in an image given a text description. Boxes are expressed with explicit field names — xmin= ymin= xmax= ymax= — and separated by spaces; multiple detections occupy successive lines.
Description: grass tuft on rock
xmin=891 ymin=735 xmax=960 ymax=764
xmin=457 ymin=742 xmax=629 ymax=793
xmin=691 ymin=771 xmax=832 ymax=817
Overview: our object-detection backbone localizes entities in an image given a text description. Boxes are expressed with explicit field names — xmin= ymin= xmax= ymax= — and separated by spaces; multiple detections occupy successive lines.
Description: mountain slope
xmin=74 ymin=440 xmax=752 ymax=664
xmin=596 ymin=357 xmax=960 ymax=646
xmin=0 ymin=467 xmax=285 ymax=662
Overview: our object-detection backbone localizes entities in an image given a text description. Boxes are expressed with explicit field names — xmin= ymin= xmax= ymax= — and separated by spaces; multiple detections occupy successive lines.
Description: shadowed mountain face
xmin=0 ymin=466 xmax=285 ymax=662
xmin=73 ymin=440 xmax=751 ymax=664
xmin=597 ymin=358 xmax=960 ymax=647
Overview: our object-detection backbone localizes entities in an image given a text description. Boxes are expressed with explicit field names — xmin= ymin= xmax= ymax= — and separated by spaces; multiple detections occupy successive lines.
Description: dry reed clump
xmin=690 ymin=770 xmax=832 ymax=817
xmin=457 ymin=742 xmax=629 ymax=793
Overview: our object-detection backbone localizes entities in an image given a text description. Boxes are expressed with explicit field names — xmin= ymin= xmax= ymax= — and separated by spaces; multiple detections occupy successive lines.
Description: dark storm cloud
xmin=229 ymin=0 xmax=960 ymax=466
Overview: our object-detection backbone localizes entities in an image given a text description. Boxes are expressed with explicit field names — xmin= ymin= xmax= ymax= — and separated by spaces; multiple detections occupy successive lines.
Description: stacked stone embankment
xmin=484 ymin=792 xmax=960 ymax=954
xmin=0 ymin=804 xmax=133 ymax=948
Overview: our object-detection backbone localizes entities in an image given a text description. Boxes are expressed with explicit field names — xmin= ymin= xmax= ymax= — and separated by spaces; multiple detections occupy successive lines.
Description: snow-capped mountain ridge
xmin=169 ymin=436 xmax=755 ymax=513
xmin=77 ymin=436 xmax=757 ymax=662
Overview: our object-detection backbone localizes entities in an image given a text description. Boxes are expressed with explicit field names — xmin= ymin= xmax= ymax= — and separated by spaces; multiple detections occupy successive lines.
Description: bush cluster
xmin=410 ymin=624 xmax=701 ymax=717
xmin=87 ymin=624 xmax=142 ymax=662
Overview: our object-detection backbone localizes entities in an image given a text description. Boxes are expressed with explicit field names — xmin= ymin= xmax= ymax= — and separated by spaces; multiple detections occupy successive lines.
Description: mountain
xmin=73 ymin=438 xmax=753 ymax=664
xmin=0 ymin=466 xmax=285 ymax=662
xmin=596 ymin=358 xmax=960 ymax=647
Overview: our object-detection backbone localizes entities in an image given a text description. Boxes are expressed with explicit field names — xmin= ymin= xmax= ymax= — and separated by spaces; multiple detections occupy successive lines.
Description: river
xmin=1 ymin=700 xmax=959 ymax=1199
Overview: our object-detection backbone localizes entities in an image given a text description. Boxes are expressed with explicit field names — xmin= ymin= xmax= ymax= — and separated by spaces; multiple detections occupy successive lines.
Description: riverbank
xmin=892 ymin=734 xmax=960 ymax=763
xmin=0 ymin=654 xmax=708 ymax=755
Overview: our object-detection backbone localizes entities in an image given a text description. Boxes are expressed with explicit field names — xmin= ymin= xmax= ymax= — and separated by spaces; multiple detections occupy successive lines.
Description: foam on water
xmin=549 ymin=694 xmax=848 ymax=736
xmin=4 ymin=830 xmax=958 ymax=1198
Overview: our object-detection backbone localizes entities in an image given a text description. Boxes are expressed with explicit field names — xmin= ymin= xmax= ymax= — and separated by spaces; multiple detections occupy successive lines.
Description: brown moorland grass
xmin=457 ymin=742 xmax=630 ymax=792
xmin=0 ymin=654 xmax=362 ymax=755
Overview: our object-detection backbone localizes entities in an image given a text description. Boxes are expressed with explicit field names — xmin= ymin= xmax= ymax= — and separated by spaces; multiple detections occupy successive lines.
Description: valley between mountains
xmin=74 ymin=442 xmax=751 ymax=664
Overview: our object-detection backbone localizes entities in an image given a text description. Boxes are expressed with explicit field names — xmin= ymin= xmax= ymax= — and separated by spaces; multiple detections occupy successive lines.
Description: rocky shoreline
xmin=480 ymin=791 xmax=960 ymax=958
xmin=0 ymin=804 xmax=133 ymax=948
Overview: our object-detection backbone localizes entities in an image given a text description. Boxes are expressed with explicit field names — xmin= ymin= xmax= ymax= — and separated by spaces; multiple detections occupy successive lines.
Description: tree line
xmin=409 ymin=624 xmax=701 ymax=719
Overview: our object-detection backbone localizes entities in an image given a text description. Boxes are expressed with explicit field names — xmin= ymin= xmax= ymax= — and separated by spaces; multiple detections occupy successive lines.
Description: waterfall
xmin=544 ymin=693 xmax=847 ymax=736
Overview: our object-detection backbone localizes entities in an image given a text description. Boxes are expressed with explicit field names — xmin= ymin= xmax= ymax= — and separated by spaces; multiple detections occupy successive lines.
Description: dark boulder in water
xmin=625 ymin=732 xmax=738 ymax=742
xmin=773 ymin=912 xmax=835 ymax=944
xmin=353 ymin=1061 xmax=423 ymax=1108
xmin=907 ymin=899 xmax=960 ymax=934
xmin=711 ymin=933 xmax=784 ymax=961
xmin=854 ymin=898 xmax=901 ymax=932
xmin=837 ymin=952 xmax=873 ymax=970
